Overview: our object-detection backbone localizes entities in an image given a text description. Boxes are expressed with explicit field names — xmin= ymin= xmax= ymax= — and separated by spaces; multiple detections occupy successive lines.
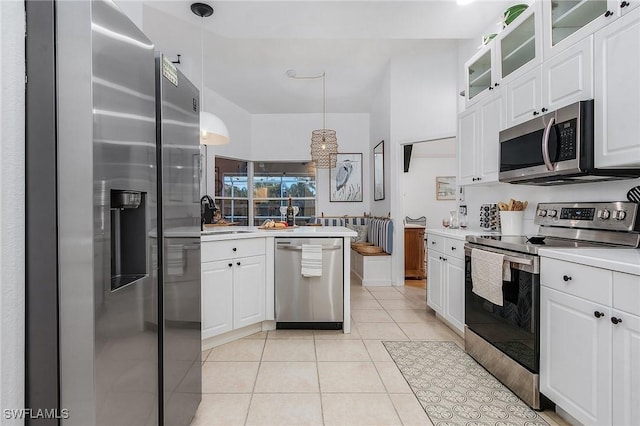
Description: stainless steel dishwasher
xmin=275 ymin=237 xmax=343 ymax=329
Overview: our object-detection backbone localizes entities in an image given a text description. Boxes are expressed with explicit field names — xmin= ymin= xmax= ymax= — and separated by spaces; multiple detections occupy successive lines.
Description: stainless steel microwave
xmin=498 ymin=100 xmax=640 ymax=185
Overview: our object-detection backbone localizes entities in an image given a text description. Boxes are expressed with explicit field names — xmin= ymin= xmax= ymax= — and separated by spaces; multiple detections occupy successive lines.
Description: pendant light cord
xmin=322 ymin=72 xmax=325 ymax=131
xmin=201 ymin=16 xmax=205 ymax=111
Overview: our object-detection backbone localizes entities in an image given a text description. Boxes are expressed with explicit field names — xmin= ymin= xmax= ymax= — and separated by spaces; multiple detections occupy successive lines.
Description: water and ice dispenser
xmin=110 ymin=189 xmax=147 ymax=290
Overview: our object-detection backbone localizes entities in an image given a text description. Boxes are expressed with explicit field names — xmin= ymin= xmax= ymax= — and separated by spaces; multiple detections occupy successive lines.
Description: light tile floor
xmin=192 ymin=278 xmax=570 ymax=426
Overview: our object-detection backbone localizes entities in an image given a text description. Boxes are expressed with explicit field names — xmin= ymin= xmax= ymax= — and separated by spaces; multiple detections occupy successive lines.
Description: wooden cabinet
xmin=540 ymin=258 xmax=640 ymax=426
xmin=458 ymin=91 xmax=504 ymax=186
xmin=595 ymin=6 xmax=640 ymax=168
xmin=426 ymin=233 xmax=465 ymax=334
xmin=404 ymin=226 xmax=425 ymax=279
xmin=201 ymin=238 xmax=266 ymax=339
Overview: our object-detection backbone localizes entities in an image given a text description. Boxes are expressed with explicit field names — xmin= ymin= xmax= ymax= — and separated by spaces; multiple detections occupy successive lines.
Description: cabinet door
xmin=233 ymin=255 xmax=266 ymax=329
xmin=621 ymin=0 xmax=640 ymax=15
xmin=542 ymin=35 xmax=594 ymax=113
xmin=543 ymin=0 xmax=618 ymax=59
xmin=478 ymin=92 xmax=504 ymax=183
xmin=595 ymin=7 xmax=640 ymax=168
xmin=540 ymin=287 xmax=612 ymax=426
xmin=427 ymin=251 xmax=444 ymax=314
xmin=201 ymin=260 xmax=233 ymax=338
xmin=443 ymin=256 xmax=465 ymax=334
xmin=612 ymin=310 xmax=640 ymax=426
xmin=506 ymin=66 xmax=542 ymax=128
xmin=458 ymin=107 xmax=478 ymax=185
xmin=466 ymin=47 xmax=494 ymax=106
xmin=499 ymin=2 xmax=542 ymax=83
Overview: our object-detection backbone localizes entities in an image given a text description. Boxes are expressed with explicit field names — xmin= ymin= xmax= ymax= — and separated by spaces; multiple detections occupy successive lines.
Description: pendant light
xmin=287 ymin=70 xmax=338 ymax=168
xmin=191 ymin=2 xmax=229 ymax=145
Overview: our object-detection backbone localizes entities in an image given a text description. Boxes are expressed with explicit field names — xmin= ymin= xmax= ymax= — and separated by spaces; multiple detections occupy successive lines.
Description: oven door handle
xmin=465 ymin=247 xmax=533 ymax=266
xmin=542 ymin=116 xmax=556 ymax=172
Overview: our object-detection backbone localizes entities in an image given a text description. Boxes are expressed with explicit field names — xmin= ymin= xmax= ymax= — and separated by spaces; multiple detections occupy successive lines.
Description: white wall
xmin=204 ymin=87 xmax=253 ymax=162
xmin=388 ymin=40 xmax=459 ymax=285
xmin=369 ymin=62 xmax=391 ymax=217
xmin=403 ymin=139 xmax=458 ymax=231
xmin=252 ymin=113 xmax=371 ymax=217
xmin=0 ymin=1 xmax=25 ymax=423
xmin=114 ymin=0 xmax=143 ymax=29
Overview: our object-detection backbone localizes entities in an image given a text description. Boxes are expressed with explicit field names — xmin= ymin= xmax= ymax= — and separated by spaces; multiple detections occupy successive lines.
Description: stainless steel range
xmin=464 ymin=202 xmax=640 ymax=410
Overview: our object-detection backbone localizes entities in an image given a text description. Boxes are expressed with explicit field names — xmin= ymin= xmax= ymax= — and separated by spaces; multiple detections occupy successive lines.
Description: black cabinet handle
xmin=451 ymin=246 xmax=457 ymax=250
xmin=563 ymin=275 xmax=572 ymax=282
xmin=494 ymin=82 xmax=500 ymax=87
xmin=489 ymin=86 xmax=494 ymax=91
xmin=432 ymin=241 xmax=436 ymax=245
xmin=611 ymin=317 xmax=623 ymax=325
xmin=533 ymin=111 xmax=540 ymax=116
xmin=594 ymin=311 xmax=605 ymax=318
xmin=228 ymin=263 xmax=232 ymax=267
xmin=621 ymin=1 xmax=630 ymax=7
xmin=232 ymin=247 xmax=237 ymax=252
xmin=541 ymin=107 xmax=548 ymax=113
xmin=237 ymin=261 xmax=241 ymax=266
xmin=605 ymin=10 xmax=613 ymax=17
xmin=477 ymin=177 xmax=482 ymax=181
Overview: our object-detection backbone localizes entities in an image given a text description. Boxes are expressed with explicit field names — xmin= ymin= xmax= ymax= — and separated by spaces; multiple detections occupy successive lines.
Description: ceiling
xmin=141 ymin=1 xmax=512 ymax=114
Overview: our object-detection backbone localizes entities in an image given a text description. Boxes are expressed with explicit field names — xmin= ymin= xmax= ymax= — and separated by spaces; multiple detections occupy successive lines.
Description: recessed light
xmin=457 ymin=0 xmax=475 ymax=5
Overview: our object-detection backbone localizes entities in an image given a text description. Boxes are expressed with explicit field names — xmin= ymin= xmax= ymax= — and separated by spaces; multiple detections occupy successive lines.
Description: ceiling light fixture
xmin=287 ymin=69 xmax=338 ymax=168
xmin=191 ymin=2 xmax=229 ymax=145
xmin=456 ymin=0 xmax=475 ymax=5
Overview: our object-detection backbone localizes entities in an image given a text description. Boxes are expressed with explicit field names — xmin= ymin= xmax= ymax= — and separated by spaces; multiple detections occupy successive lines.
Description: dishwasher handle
xmin=276 ymin=245 xmax=341 ymax=251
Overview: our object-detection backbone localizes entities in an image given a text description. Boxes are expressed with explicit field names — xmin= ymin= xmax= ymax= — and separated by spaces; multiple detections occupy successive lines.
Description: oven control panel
xmin=535 ymin=202 xmax=639 ymax=232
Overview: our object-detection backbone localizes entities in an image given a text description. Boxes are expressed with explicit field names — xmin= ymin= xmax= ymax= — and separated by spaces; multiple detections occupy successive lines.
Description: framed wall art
xmin=373 ymin=141 xmax=385 ymax=201
xmin=330 ymin=153 xmax=363 ymax=202
xmin=436 ymin=176 xmax=456 ymax=200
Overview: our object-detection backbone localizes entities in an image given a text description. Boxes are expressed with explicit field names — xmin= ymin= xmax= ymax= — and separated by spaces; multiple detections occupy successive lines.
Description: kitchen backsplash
xmin=464 ymin=178 xmax=640 ymax=235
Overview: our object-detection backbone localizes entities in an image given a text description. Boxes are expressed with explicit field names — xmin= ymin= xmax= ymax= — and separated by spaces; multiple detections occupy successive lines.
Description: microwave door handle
xmin=542 ymin=116 xmax=556 ymax=171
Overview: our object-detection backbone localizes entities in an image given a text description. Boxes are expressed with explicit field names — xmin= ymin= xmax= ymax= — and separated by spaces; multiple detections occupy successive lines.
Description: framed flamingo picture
xmin=330 ymin=153 xmax=363 ymax=202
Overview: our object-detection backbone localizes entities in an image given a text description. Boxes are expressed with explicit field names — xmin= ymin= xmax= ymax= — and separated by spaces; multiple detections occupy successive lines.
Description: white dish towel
xmin=301 ymin=244 xmax=323 ymax=277
xmin=471 ymin=248 xmax=511 ymax=306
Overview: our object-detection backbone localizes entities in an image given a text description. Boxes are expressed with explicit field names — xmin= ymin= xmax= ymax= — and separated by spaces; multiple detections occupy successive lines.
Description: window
xmin=214 ymin=157 xmax=249 ymax=225
xmin=213 ymin=158 xmax=316 ymax=226
xmin=253 ymin=162 xmax=316 ymax=226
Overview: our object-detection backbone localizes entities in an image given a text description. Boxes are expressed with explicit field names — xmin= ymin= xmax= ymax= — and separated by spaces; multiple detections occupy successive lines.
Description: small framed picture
xmin=436 ymin=176 xmax=456 ymax=200
xmin=330 ymin=153 xmax=363 ymax=202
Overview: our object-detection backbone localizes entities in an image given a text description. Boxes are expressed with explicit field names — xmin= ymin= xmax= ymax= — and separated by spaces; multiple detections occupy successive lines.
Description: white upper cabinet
xmin=458 ymin=91 xmax=504 ymax=185
xmin=543 ymin=0 xmax=619 ymax=59
xmin=542 ymin=35 xmax=594 ymax=111
xmin=506 ymin=66 xmax=543 ymax=128
xmin=500 ymin=2 xmax=543 ymax=83
xmin=465 ymin=47 xmax=497 ymax=106
xmin=620 ymin=0 xmax=640 ymax=15
xmin=595 ymin=6 xmax=640 ymax=168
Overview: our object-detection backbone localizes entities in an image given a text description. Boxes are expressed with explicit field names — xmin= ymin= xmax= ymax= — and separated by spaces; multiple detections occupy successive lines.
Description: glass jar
xmin=449 ymin=210 xmax=459 ymax=229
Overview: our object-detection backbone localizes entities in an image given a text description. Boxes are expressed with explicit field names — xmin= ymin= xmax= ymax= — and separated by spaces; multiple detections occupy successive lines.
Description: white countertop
xmin=201 ymin=226 xmax=357 ymax=242
xmin=538 ymin=248 xmax=640 ymax=276
xmin=425 ymin=228 xmax=491 ymax=241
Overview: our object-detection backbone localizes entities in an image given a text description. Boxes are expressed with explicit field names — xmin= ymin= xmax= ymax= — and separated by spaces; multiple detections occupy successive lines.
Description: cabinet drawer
xmin=613 ymin=272 xmax=640 ymax=316
xmin=444 ymin=238 xmax=466 ymax=260
xmin=541 ymin=258 xmax=612 ymax=305
xmin=202 ymin=238 xmax=265 ymax=262
xmin=426 ymin=234 xmax=445 ymax=253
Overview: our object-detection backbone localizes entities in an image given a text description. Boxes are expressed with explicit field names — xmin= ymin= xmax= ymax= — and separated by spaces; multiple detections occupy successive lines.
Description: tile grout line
xmin=242 ymin=333 xmax=267 ymax=426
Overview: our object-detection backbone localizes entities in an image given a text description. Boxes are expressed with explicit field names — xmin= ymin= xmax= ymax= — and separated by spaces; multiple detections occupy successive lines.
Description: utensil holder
xmin=500 ymin=211 xmax=524 ymax=236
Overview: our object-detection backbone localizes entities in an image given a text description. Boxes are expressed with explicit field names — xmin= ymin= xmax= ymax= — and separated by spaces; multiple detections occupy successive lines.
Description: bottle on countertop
xmin=286 ymin=195 xmax=295 ymax=227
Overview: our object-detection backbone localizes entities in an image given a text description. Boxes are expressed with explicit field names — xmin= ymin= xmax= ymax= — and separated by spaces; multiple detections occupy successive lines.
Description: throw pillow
xmin=346 ymin=224 xmax=368 ymax=243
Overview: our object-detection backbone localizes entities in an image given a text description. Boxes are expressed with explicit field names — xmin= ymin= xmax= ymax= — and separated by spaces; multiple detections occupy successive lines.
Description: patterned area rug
xmin=383 ymin=341 xmax=549 ymax=426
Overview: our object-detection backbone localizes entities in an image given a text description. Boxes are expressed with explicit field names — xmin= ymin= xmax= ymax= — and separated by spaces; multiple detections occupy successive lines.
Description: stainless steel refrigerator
xmin=25 ymin=1 xmax=201 ymax=424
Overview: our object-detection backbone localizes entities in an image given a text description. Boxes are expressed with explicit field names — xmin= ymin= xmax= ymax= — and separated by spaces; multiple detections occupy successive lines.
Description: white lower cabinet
xmin=540 ymin=258 xmax=640 ymax=426
xmin=426 ymin=233 xmax=465 ymax=334
xmin=202 ymin=239 xmax=266 ymax=339
xmin=233 ymin=255 xmax=266 ymax=329
xmin=201 ymin=260 xmax=233 ymax=337
xmin=540 ymin=287 xmax=612 ymax=425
